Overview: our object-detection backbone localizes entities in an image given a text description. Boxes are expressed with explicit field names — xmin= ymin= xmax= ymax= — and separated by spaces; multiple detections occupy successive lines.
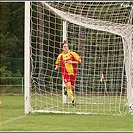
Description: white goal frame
xmin=24 ymin=1 xmax=31 ymax=114
xmin=24 ymin=1 xmax=133 ymax=115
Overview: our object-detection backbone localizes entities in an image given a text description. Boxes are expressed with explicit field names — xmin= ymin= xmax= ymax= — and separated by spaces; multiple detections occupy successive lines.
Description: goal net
xmin=24 ymin=2 xmax=133 ymax=115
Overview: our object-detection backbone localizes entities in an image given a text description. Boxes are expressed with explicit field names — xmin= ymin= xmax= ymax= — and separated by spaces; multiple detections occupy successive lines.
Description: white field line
xmin=0 ymin=115 xmax=26 ymax=125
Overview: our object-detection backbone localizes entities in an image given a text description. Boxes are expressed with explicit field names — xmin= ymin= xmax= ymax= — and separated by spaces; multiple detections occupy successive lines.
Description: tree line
xmin=0 ymin=2 xmax=24 ymax=77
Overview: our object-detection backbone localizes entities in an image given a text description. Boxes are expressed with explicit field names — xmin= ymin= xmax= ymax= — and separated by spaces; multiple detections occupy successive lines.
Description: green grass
xmin=0 ymin=96 xmax=133 ymax=131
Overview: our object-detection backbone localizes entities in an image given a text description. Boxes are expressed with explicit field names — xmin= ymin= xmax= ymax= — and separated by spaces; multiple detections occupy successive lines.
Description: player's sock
xmin=67 ymin=89 xmax=74 ymax=103
xmin=71 ymin=86 xmax=74 ymax=91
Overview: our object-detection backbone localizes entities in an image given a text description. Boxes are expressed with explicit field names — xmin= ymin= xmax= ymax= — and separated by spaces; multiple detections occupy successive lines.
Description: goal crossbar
xmin=43 ymin=2 xmax=132 ymax=38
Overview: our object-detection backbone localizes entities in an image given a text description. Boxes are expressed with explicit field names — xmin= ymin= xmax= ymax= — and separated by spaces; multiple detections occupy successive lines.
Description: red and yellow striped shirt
xmin=55 ymin=50 xmax=81 ymax=75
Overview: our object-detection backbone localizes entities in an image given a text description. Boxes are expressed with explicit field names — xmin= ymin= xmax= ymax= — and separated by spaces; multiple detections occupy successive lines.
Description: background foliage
xmin=0 ymin=2 xmax=24 ymax=77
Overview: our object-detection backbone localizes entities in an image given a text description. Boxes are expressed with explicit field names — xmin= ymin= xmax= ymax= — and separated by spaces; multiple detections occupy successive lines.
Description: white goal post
xmin=25 ymin=1 xmax=133 ymax=115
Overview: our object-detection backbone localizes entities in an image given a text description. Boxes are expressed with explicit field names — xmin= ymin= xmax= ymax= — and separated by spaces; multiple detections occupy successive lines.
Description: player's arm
xmin=67 ymin=60 xmax=79 ymax=64
xmin=55 ymin=64 xmax=59 ymax=70
xmin=70 ymin=52 xmax=81 ymax=64
xmin=54 ymin=54 xmax=62 ymax=70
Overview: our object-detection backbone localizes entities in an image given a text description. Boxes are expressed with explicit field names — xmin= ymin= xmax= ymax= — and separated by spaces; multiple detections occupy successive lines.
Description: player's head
xmin=60 ymin=40 xmax=69 ymax=53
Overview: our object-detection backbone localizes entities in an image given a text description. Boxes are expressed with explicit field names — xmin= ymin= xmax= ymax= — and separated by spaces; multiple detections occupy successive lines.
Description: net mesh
xmin=28 ymin=2 xmax=133 ymax=115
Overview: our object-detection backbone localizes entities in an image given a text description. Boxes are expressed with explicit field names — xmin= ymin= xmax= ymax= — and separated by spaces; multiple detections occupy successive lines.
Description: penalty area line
xmin=0 ymin=115 xmax=26 ymax=125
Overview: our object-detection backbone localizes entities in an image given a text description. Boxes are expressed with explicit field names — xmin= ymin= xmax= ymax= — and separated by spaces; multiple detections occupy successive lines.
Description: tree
xmin=0 ymin=2 xmax=24 ymax=75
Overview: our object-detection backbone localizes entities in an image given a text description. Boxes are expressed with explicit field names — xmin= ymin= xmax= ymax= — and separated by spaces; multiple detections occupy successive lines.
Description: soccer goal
xmin=24 ymin=1 xmax=133 ymax=115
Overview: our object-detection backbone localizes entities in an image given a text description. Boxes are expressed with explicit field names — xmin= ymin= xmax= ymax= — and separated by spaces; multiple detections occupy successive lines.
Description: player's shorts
xmin=62 ymin=73 xmax=76 ymax=87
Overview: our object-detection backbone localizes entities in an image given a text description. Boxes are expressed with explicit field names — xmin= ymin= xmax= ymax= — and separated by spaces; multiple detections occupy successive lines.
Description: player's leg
xmin=63 ymin=74 xmax=75 ymax=106
xmin=70 ymin=75 xmax=76 ymax=106
xmin=64 ymin=86 xmax=67 ymax=95
xmin=71 ymin=85 xmax=75 ymax=106
xmin=62 ymin=76 xmax=68 ymax=95
xmin=66 ymin=82 xmax=74 ymax=103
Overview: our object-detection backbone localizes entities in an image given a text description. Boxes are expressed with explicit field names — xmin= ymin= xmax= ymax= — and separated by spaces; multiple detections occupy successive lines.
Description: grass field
xmin=0 ymin=95 xmax=133 ymax=131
